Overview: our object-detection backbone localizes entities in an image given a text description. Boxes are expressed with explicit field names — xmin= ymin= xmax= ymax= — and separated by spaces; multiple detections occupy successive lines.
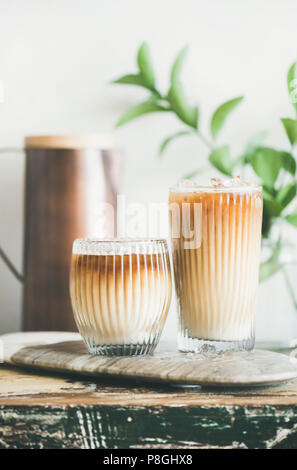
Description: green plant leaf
xmin=170 ymin=45 xmax=189 ymax=85
xmin=234 ymin=131 xmax=268 ymax=168
xmin=111 ymin=74 xmax=146 ymax=87
xmin=159 ymin=131 xmax=191 ymax=156
xmin=116 ymin=101 xmax=168 ymax=127
xmin=210 ymin=96 xmax=244 ymax=140
xmin=255 ymin=150 xmax=297 ymax=182
xmin=285 ymin=210 xmax=297 ymax=227
xmin=242 ymin=130 xmax=268 ymax=164
xmin=263 ymin=198 xmax=283 ymax=217
xmin=259 ymin=261 xmax=282 ymax=282
xmin=262 ymin=184 xmax=276 ymax=199
xmin=208 ymin=146 xmax=233 ymax=176
xmin=276 ymin=181 xmax=297 ymax=208
xmin=251 ymin=147 xmax=282 ymax=187
xmin=262 ymin=188 xmax=285 ymax=235
xmin=282 ymin=151 xmax=296 ymax=175
xmin=167 ymin=81 xmax=198 ymax=129
xmin=281 ymin=118 xmax=297 ymax=146
xmin=137 ymin=42 xmax=155 ymax=89
xmin=259 ymin=239 xmax=281 ymax=282
xmin=261 ymin=211 xmax=272 ymax=238
xmin=287 ymin=61 xmax=297 ymax=111
xmin=262 ymin=188 xmax=273 ymax=200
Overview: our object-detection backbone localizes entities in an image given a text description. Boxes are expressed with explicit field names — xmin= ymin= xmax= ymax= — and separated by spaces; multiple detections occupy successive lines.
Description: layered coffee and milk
xmin=70 ymin=239 xmax=172 ymax=355
xmin=169 ymin=177 xmax=263 ymax=352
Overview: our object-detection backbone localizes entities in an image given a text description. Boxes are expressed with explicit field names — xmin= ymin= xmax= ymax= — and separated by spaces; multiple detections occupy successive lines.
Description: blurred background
xmin=0 ymin=0 xmax=296 ymax=340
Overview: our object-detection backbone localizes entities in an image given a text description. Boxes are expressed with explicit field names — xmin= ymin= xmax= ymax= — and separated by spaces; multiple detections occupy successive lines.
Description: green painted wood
xmin=0 ymin=404 xmax=297 ymax=449
xmin=1 ymin=364 xmax=297 ymax=449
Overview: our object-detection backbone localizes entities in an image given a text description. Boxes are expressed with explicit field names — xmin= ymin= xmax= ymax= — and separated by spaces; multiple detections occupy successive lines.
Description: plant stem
xmin=158 ymin=92 xmax=214 ymax=152
xmin=162 ymin=99 xmax=214 ymax=151
xmin=196 ymin=130 xmax=214 ymax=151
xmin=282 ymin=264 xmax=297 ymax=311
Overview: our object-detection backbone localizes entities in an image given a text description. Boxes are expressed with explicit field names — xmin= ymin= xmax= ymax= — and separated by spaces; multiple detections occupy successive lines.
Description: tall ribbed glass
xmin=169 ymin=182 xmax=263 ymax=353
xmin=70 ymin=239 xmax=172 ymax=356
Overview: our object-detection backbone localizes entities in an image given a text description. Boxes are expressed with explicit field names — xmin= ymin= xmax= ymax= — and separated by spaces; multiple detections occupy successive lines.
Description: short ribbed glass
xmin=70 ymin=239 xmax=172 ymax=356
xmin=169 ymin=183 xmax=263 ymax=353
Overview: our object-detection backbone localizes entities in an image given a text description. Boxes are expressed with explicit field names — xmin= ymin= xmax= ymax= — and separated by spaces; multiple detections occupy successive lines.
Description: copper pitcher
xmin=0 ymin=135 xmax=122 ymax=331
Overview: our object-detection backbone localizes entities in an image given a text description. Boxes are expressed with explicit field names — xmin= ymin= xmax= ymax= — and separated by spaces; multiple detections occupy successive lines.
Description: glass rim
xmin=73 ymin=237 xmax=168 ymax=244
xmin=169 ymin=179 xmax=262 ymax=194
xmin=169 ymin=185 xmax=262 ymax=194
xmin=72 ymin=238 xmax=169 ymax=255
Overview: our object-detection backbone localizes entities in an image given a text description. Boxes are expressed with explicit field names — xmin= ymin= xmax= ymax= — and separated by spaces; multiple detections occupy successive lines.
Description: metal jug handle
xmin=0 ymin=147 xmax=24 ymax=282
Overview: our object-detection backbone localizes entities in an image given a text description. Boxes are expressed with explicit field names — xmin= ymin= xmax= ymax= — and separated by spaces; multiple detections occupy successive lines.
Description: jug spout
xmin=0 ymin=246 xmax=24 ymax=282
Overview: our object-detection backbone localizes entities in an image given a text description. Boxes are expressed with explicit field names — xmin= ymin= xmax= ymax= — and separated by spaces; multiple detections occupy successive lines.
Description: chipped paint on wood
xmin=1 ymin=367 xmax=297 ymax=449
xmin=0 ymin=404 xmax=297 ymax=449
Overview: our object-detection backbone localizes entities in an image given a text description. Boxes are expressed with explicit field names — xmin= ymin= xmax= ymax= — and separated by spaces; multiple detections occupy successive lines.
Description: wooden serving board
xmin=1 ymin=332 xmax=297 ymax=388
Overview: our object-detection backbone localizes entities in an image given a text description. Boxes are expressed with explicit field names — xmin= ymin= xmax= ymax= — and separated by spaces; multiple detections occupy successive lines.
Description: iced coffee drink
xmin=169 ymin=178 xmax=263 ymax=353
xmin=70 ymin=239 xmax=172 ymax=356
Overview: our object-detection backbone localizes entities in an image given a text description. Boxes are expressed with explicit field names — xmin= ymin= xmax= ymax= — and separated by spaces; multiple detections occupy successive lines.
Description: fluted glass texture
xmin=70 ymin=239 xmax=172 ymax=356
xmin=169 ymin=186 xmax=263 ymax=353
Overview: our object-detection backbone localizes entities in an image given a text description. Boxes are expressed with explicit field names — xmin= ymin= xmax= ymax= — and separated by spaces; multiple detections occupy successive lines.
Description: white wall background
xmin=0 ymin=0 xmax=296 ymax=342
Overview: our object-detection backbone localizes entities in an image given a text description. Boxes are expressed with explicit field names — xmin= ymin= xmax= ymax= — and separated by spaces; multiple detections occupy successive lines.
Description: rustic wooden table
xmin=1 ymin=364 xmax=297 ymax=449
